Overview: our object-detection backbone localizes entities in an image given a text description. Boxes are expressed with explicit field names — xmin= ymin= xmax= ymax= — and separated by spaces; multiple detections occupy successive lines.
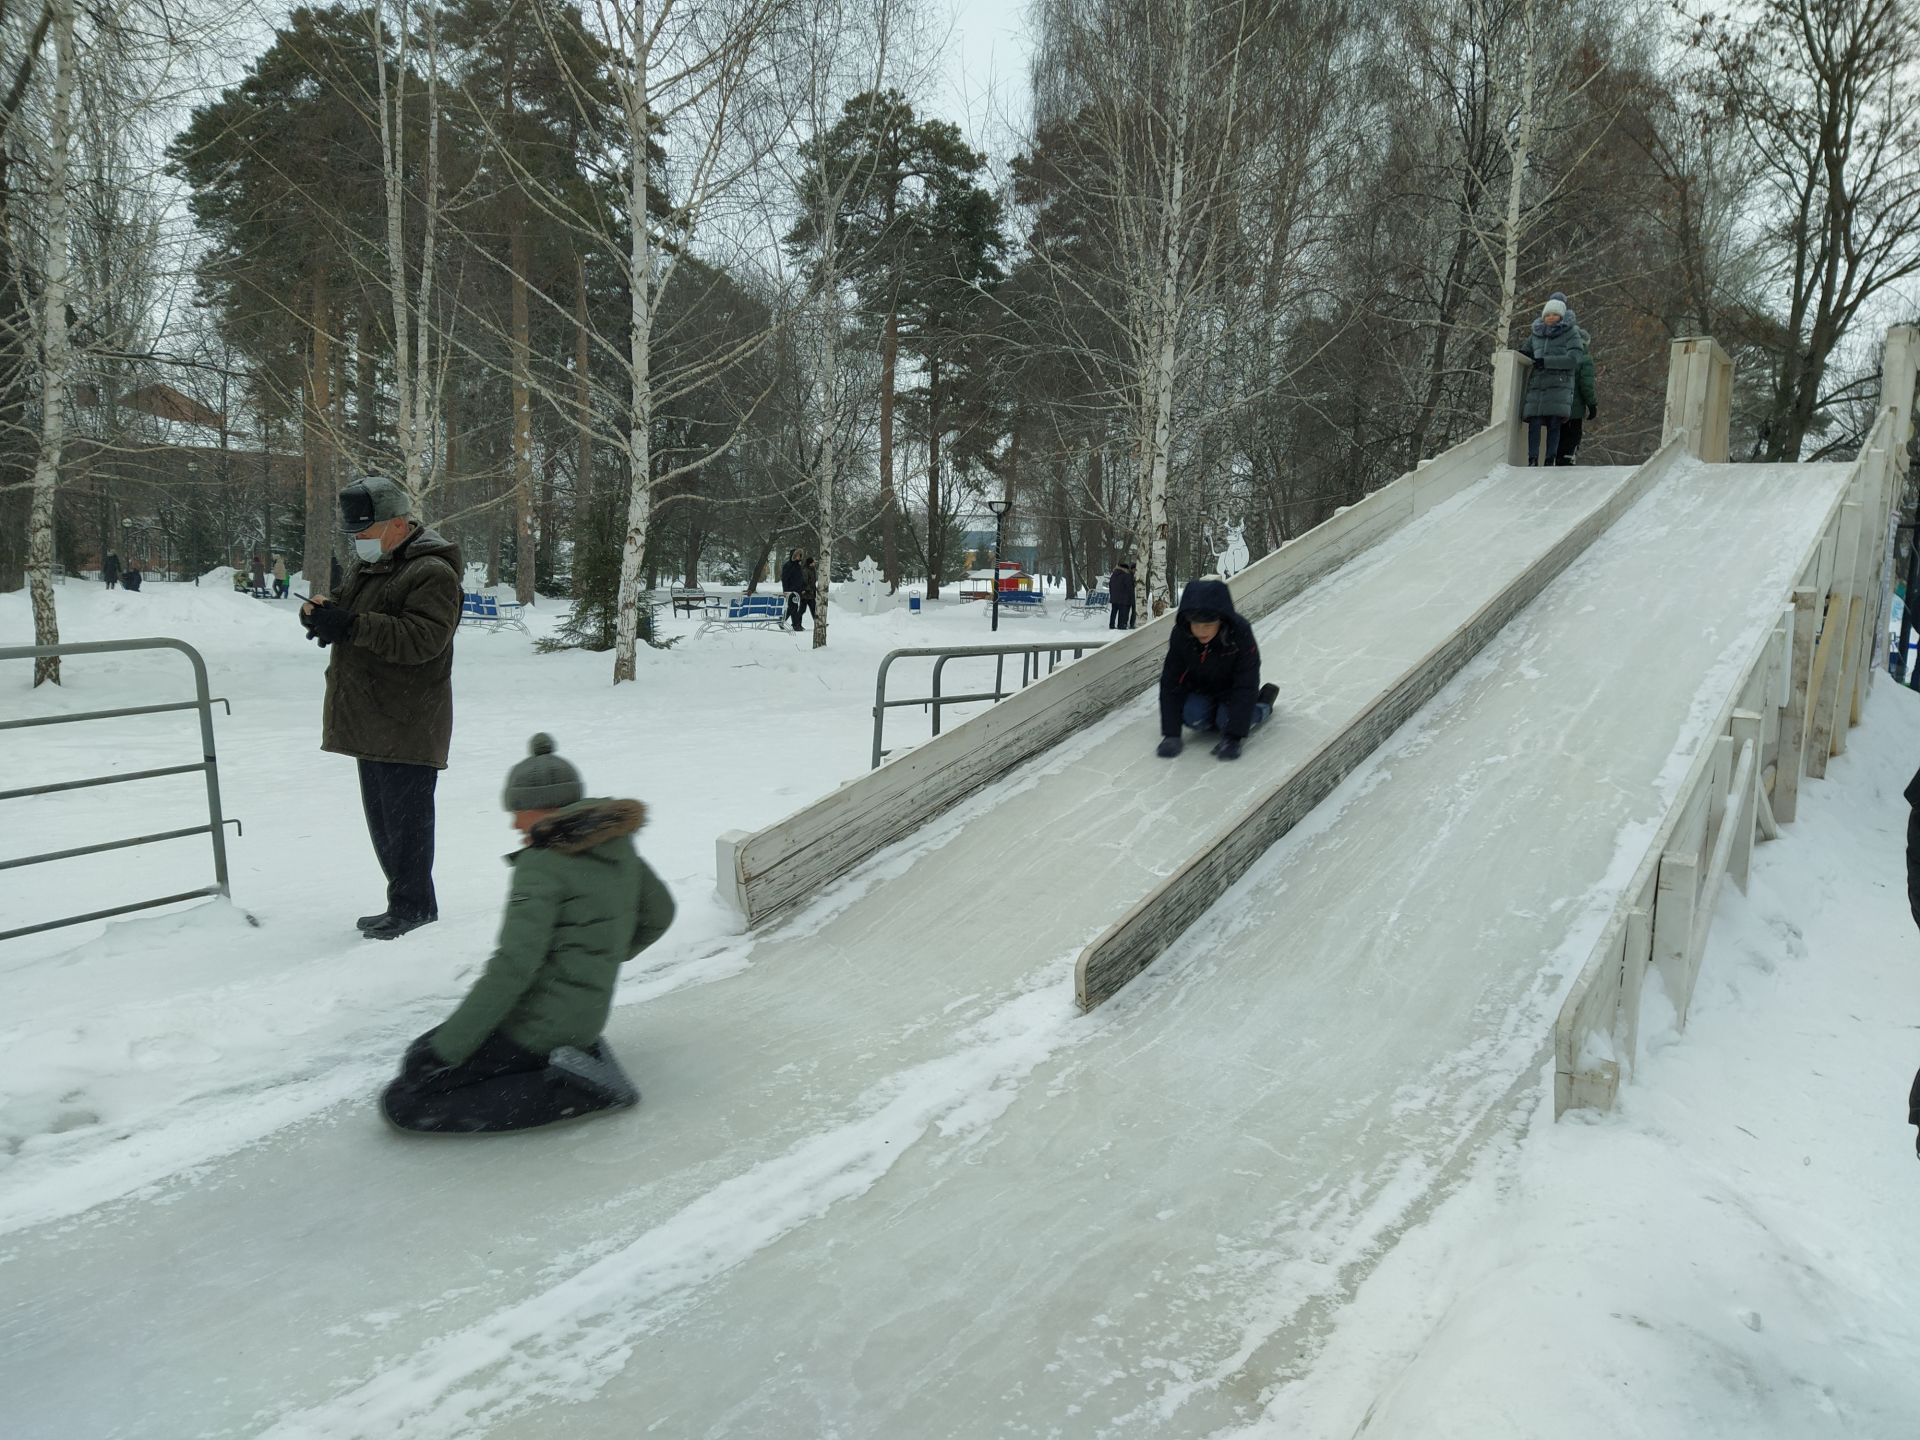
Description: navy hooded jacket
xmin=1159 ymin=577 xmax=1261 ymax=738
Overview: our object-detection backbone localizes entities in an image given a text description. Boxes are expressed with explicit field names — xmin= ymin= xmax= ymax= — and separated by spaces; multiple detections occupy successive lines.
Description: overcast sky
xmin=930 ymin=0 xmax=1034 ymax=156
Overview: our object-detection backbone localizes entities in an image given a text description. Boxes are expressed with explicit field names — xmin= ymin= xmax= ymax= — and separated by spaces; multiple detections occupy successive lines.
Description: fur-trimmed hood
xmin=527 ymin=798 xmax=648 ymax=856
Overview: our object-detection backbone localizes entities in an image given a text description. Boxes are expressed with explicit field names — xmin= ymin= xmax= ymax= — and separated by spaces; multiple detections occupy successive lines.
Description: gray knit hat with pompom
xmin=502 ymin=733 xmax=584 ymax=811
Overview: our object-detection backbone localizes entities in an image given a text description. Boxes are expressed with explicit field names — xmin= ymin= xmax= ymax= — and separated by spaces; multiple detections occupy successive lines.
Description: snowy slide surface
xmin=434 ymin=459 xmax=1837 ymax=1439
xmin=3 ymin=464 xmax=1640 ymax=1438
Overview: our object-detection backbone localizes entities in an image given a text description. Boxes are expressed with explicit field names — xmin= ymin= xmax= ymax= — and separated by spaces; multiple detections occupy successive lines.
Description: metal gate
xmin=0 ymin=638 xmax=240 ymax=942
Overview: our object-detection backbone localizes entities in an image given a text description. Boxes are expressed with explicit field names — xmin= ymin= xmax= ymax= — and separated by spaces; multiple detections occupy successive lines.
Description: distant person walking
xmin=301 ymin=476 xmax=463 ymax=941
xmin=1108 ymin=561 xmax=1136 ymax=630
xmin=250 ymin=553 xmax=268 ymax=597
xmin=803 ymin=554 xmax=819 ymax=624
xmin=272 ymin=554 xmax=289 ymax=598
xmin=1520 ymin=295 xmax=1591 ymax=467
xmin=780 ymin=548 xmax=807 ymax=632
xmin=102 ymin=552 xmax=120 ymax=590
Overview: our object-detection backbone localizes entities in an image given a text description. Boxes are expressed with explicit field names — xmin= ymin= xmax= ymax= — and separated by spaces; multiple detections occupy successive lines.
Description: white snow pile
xmin=1241 ymin=681 xmax=1920 ymax=1439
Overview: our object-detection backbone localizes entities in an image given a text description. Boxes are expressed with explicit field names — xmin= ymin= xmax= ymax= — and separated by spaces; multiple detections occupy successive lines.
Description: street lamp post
xmin=986 ymin=496 xmax=1011 ymax=632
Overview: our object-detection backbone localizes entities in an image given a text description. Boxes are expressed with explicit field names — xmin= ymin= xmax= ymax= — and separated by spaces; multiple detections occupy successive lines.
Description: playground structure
xmin=5 ymin=329 xmax=1918 ymax=1438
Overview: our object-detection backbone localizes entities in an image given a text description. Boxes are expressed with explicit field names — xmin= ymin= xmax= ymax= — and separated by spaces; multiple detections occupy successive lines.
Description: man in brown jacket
xmin=303 ymin=477 xmax=463 ymax=939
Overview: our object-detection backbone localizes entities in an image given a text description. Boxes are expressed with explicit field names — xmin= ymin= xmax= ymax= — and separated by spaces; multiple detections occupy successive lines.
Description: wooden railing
xmin=1552 ymin=403 xmax=1905 ymax=1115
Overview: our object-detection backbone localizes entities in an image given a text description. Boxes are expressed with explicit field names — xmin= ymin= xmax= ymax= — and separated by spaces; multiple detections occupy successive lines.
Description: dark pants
xmin=357 ymin=759 xmax=439 ymax=921
xmin=1555 ymin=417 xmax=1584 ymax=465
xmin=1526 ymin=415 xmax=1564 ymax=466
xmin=787 ymin=595 xmax=804 ymax=631
xmin=1111 ymin=601 xmax=1135 ymax=629
xmin=1181 ymin=691 xmax=1273 ymax=735
xmin=381 ymin=1032 xmax=609 ymax=1134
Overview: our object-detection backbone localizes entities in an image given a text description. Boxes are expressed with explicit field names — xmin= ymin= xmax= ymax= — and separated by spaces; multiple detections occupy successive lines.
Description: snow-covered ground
xmin=0 ymin=572 xmax=1100 ymax=1227
xmin=1270 ymin=677 xmax=1920 ymax=1439
xmin=4 ymin=485 xmax=1918 ymax=1439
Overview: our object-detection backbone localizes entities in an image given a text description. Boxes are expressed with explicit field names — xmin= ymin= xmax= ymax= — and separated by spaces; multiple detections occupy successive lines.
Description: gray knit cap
xmin=502 ymin=733 xmax=584 ymax=811
xmin=338 ymin=475 xmax=413 ymax=534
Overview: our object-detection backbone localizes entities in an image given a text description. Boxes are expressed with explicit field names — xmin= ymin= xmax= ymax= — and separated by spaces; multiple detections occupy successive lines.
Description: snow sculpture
xmin=1207 ymin=518 xmax=1250 ymax=580
xmin=851 ymin=555 xmax=885 ymax=615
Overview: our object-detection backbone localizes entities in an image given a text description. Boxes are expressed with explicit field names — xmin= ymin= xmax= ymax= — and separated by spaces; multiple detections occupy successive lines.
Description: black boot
xmin=363 ymin=912 xmax=438 ymax=941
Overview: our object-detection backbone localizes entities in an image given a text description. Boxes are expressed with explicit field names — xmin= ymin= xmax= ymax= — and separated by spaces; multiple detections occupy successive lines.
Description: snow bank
xmin=1238 ymin=681 xmax=1920 ymax=1440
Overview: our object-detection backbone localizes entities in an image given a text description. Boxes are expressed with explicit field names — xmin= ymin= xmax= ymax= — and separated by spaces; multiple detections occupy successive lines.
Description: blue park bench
xmin=698 ymin=592 xmax=800 ymax=634
xmin=460 ymin=592 xmax=528 ymax=633
xmin=994 ymin=590 xmax=1047 ymax=618
xmin=1063 ymin=588 xmax=1108 ymax=620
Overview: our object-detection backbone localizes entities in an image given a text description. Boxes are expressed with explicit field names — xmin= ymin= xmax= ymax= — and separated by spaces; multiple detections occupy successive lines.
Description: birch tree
xmin=1024 ymin=0 xmax=1336 ymax=613
xmin=25 ymin=0 xmax=75 ymax=685
xmin=573 ymin=0 xmax=796 ymax=681
xmin=1487 ymin=0 xmax=1538 ymax=344
xmin=371 ymin=0 xmax=447 ymax=511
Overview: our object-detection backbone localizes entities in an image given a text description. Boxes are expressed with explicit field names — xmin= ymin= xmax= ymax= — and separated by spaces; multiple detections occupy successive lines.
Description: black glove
xmin=1212 ymin=737 xmax=1243 ymax=761
xmin=400 ymin=1031 xmax=452 ymax=1085
xmin=1585 ymin=404 xmax=1598 ymax=421
xmin=1156 ymin=735 xmax=1183 ymax=759
xmin=304 ymin=603 xmax=355 ymax=647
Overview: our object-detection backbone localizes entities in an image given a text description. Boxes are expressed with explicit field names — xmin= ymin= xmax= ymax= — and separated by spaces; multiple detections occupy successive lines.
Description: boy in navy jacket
xmin=1156 ymin=577 xmax=1278 ymax=761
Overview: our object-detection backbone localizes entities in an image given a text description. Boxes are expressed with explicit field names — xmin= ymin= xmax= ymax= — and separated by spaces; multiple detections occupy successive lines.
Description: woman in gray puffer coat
xmin=1520 ymin=296 xmax=1590 ymax=466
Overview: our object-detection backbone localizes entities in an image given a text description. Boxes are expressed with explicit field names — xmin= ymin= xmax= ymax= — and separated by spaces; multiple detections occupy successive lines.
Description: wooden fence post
xmin=1651 ymin=852 xmax=1699 ymax=1023
xmin=1730 ymin=711 xmax=1764 ymax=891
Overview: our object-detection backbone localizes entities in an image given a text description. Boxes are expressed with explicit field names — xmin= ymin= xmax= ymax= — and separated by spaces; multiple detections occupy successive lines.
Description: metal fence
xmin=0 ymin=638 xmax=239 ymax=942
xmin=872 ymin=640 xmax=1111 ymax=768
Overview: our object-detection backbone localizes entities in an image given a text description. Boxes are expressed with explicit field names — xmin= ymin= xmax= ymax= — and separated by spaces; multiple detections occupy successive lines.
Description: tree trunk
xmin=572 ymin=250 xmax=594 ymax=566
xmin=812 ymin=241 xmax=841 ymax=649
xmin=303 ymin=267 xmax=334 ymax=594
xmin=612 ymin=46 xmax=655 ymax=683
xmin=1491 ymin=0 xmax=1539 ymax=348
xmin=26 ymin=0 xmax=75 ymax=685
xmin=925 ymin=352 xmax=942 ymax=599
xmin=509 ymin=215 xmax=535 ymax=604
xmin=878 ymin=304 xmax=899 ymax=591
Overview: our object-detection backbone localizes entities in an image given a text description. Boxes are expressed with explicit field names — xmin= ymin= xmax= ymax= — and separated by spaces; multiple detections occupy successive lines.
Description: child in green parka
xmin=380 ymin=733 xmax=675 ymax=1134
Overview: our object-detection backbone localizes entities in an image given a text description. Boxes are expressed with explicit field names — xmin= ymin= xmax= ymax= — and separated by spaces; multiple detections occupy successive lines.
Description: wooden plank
xmin=1707 ymin=732 xmax=1732 ymax=851
xmin=1730 ymin=712 xmax=1764 ymax=889
xmin=1803 ymin=590 xmax=1846 ymax=781
xmin=1683 ymin=738 xmax=1755 ymax=1027
xmin=1555 ymin=927 xmax=1627 ymax=1118
xmin=1831 ymin=595 xmax=1865 ymax=755
xmin=1618 ymin=906 xmax=1653 ymax=1080
xmin=721 ymin=424 xmax=1510 ymax=925
xmin=1775 ymin=589 xmax=1815 ymax=822
xmin=1650 ymin=851 xmax=1699 ymax=1027
xmin=1853 ymin=448 xmax=1892 ymax=719
xmin=1075 ymin=439 xmax=1680 ymax=1010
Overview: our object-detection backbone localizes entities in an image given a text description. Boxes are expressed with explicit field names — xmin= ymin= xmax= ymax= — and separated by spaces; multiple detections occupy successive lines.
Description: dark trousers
xmin=1555 ymin=417 xmax=1584 ymax=465
xmin=357 ymin=759 xmax=439 ymax=920
xmin=787 ymin=596 xmax=804 ymax=630
xmin=1110 ymin=601 xmax=1135 ymax=629
xmin=1526 ymin=415 xmax=1564 ymax=465
xmin=381 ymin=1031 xmax=616 ymax=1134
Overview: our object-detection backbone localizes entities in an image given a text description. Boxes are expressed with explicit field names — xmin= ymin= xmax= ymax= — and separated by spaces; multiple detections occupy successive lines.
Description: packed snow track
xmin=0 ymin=458 xmax=1850 ymax=1438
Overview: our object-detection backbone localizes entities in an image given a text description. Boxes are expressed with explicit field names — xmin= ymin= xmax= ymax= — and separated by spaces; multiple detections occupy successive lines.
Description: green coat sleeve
xmin=431 ymin=856 xmax=563 ymax=1064
xmin=1576 ymin=349 xmax=1597 ymax=410
xmin=627 ymin=859 xmax=676 ymax=960
xmin=353 ymin=559 xmax=460 ymax=666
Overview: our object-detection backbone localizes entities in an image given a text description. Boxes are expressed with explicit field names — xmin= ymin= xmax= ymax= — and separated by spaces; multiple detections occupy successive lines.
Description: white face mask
xmin=353 ymin=536 xmax=387 ymax=563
